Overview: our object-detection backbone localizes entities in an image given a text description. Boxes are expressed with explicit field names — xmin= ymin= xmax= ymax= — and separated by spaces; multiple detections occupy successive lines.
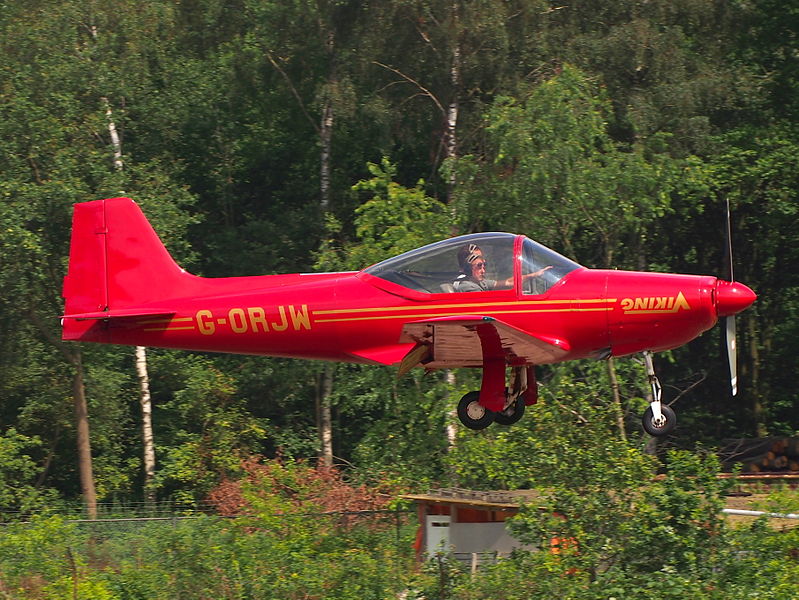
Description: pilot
xmin=453 ymin=243 xmax=552 ymax=292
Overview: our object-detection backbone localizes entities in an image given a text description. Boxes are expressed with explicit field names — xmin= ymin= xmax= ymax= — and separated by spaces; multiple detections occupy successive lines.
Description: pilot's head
xmin=457 ymin=244 xmax=486 ymax=281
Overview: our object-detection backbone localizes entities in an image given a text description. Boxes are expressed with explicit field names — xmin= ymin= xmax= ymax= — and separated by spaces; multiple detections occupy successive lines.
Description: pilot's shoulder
xmin=453 ymin=275 xmax=481 ymax=292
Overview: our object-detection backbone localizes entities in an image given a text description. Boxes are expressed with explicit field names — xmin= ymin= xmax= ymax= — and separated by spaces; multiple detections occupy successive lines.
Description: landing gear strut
xmin=456 ymin=366 xmax=537 ymax=430
xmin=641 ymin=351 xmax=676 ymax=436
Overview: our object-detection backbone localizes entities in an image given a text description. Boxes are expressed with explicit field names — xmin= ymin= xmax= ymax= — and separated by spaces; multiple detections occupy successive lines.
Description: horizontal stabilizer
xmin=63 ymin=309 xmax=176 ymax=321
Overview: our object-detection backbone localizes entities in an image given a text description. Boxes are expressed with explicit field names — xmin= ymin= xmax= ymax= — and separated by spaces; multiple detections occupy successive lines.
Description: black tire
xmin=642 ymin=404 xmax=677 ymax=436
xmin=457 ymin=391 xmax=495 ymax=430
xmin=494 ymin=395 xmax=525 ymax=426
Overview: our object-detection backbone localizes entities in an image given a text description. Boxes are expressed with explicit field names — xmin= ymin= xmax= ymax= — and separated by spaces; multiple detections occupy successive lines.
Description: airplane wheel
xmin=494 ymin=395 xmax=525 ymax=426
xmin=642 ymin=405 xmax=677 ymax=436
xmin=457 ymin=391 xmax=495 ymax=430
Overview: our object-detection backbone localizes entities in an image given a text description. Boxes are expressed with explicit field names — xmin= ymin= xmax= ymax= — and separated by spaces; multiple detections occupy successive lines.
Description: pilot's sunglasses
xmin=473 ymin=261 xmax=487 ymax=269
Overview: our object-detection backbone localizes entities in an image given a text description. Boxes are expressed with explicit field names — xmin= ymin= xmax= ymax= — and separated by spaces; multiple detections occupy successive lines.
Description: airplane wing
xmin=347 ymin=344 xmax=415 ymax=366
xmin=399 ymin=315 xmax=570 ymax=369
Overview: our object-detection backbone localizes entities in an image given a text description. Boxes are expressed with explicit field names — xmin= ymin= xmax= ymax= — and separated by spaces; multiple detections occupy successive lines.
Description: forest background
xmin=1 ymin=0 xmax=798 ymax=527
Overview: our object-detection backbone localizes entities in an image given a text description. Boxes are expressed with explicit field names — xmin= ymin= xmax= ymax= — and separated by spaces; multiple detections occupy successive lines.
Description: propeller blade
xmin=723 ymin=197 xmax=741 ymax=396
xmin=726 ymin=315 xmax=738 ymax=396
xmin=725 ymin=197 xmax=734 ymax=282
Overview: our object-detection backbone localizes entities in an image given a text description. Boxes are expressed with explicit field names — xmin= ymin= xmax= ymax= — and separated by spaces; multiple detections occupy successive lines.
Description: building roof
xmin=402 ymin=487 xmax=542 ymax=510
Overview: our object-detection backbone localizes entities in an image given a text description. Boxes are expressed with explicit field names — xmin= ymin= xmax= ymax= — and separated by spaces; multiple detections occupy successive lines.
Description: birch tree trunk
xmin=320 ymin=97 xmax=333 ymax=213
xmin=136 ymin=346 xmax=156 ymax=503
xmin=316 ymin=68 xmax=335 ymax=468
xmin=103 ymin=96 xmax=157 ymax=498
xmin=445 ymin=370 xmax=458 ymax=450
xmin=317 ymin=364 xmax=334 ymax=468
xmin=444 ymin=0 xmax=461 ymax=206
xmin=444 ymin=3 xmax=462 ymax=437
xmin=263 ymin=14 xmax=340 ymax=467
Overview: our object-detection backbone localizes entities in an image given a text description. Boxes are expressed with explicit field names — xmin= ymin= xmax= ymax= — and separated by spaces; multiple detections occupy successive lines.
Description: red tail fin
xmin=62 ymin=197 xmax=189 ymax=317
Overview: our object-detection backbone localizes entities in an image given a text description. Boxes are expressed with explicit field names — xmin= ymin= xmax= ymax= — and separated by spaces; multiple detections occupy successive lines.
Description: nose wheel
xmin=642 ymin=404 xmax=676 ymax=436
xmin=641 ymin=351 xmax=677 ymax=436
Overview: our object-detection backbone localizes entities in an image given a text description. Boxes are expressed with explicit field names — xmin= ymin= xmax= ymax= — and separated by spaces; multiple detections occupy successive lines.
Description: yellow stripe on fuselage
xmin=313 ymin=301 xmax=615 ymax=324
xmin=312 ymin=298 xmax=611 ymax=316
xmin=138 ymin=317 xmax=194 ymax=325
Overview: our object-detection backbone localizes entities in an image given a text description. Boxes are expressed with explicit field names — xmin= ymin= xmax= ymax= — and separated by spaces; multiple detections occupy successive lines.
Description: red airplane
xmin=61 ymin=198 xmax=756 ymax=435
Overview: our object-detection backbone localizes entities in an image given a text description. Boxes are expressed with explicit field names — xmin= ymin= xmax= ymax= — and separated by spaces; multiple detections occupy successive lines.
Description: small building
xmin=403 ymin=488 xmax=540 ymax=570
xmin=404 ymin=479 xmax=799 ymax=569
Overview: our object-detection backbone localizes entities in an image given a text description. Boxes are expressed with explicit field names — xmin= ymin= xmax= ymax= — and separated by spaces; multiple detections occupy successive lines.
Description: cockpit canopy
xmin=362 ymin=233 xmax=582 ymax=295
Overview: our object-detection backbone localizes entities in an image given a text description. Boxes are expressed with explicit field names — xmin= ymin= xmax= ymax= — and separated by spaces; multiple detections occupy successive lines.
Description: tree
xmin=0 ymin=0 xmax=198 ymax=510
xmin=149 ymin=352 xmax=268 ymax=504
xmin=693 ymin=124 xmax=799 ymax=437
xmin=314 ymin=158 xmax=455 ymax=481
xmin=441 ymin=375 xmax=735 ymax=599
xmin=0 ymin=429 xmax=57 ymax=520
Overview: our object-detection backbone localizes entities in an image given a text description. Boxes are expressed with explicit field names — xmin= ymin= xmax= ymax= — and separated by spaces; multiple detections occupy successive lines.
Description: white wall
xmin=450 ymin=522 xmax=521 ymax=554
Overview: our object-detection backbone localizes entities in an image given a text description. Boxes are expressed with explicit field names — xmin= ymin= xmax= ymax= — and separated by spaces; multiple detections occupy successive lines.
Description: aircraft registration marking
xmin=141 ymin=306 xmax=312 ymax=334
xmin=193 ymin=305 xmax=311 ymax=335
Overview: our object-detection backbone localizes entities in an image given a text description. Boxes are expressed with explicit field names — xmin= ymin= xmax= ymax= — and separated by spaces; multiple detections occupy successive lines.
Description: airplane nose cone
xmin=715 ymin=280 xmax=757 ymax=317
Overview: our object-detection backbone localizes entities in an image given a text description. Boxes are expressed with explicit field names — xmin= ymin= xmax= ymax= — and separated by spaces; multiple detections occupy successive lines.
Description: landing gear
xmin=457 ymin=391 xmax=495 ymax=430
xmin=456 ymin=366 xmax=536 ymax=430
xmin=642 ymin=404 xmax=677 ymax=436
xmin=641 ymin=351 xmax=676 ymax=436
xmin=494 ymin=395 xmax=525 ymax=426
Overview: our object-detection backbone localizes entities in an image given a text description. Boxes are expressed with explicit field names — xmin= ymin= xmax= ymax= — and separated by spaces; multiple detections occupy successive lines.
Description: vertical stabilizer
xmin=62 ymin=197 xmax=190 ymax=318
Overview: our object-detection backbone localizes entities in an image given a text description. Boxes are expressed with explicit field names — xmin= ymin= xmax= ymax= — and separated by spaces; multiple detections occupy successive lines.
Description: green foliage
xmin=149 ymin=352 xmax=269 ymax=504
xmin=430 ymin=357 xmax=799 ymax=598
xmin=317 ymin=157 xmax=451 ymax=271
xmin=447 ymin=364 xmax=648 ymax=489
xmin=336 ymin=366 xmax=456 ymax=489
xmin=753 ymin=485 xmax=799 ymax=515
xmin=453 ymin=65 xmax=703 ymax=268
xmin=97 ymin=515 xmax=411 ymax=600
xmin=0 ymin=467 xmax=415 ymax=599
xmin=0 ymin=0 xmax=795 ymax=567
xmin=0 ymin=429 xmax=57 ymax=519
xmin=349 ymin=158 xmax=452 ymax=264
xmin=0 ymin=516 xmax=85 ymax=595
xmin=439 ymin=371 xmax=741 ymax=596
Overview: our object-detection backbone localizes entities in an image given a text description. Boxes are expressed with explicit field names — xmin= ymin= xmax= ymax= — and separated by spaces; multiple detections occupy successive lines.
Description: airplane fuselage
xmin=60 ymin=198 xmax=756 ymax=435
xmin=65 ymin=266 xmax=724 ymax=368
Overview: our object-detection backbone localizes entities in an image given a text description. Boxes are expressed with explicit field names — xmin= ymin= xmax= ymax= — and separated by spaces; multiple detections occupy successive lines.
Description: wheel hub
xmin=651 ymin=414 xmax=667 ymax=428
xmin=466 ymin=401 xmax=486 ymax=420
